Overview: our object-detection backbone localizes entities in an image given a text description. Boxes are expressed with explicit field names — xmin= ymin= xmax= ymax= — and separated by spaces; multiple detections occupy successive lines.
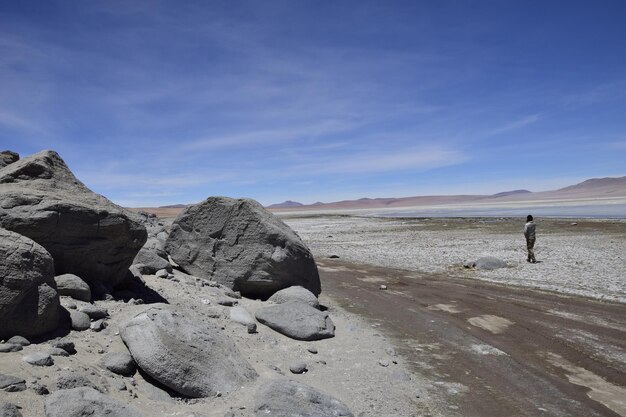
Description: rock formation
xmin=0 ymin=228 xmax=60 ymax=339
xmin=165 ymin=197 xmax=320 ymax=298
xmin=0 ymin=150 xmax=147 ymax=286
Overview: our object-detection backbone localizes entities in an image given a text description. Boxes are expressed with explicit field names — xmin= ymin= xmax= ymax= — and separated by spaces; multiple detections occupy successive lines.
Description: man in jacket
xmin=524 ymin=215 xmax=537 ymax=263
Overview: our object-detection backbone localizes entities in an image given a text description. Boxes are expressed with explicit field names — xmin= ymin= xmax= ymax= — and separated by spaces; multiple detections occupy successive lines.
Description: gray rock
xmin=56 ymin=371 xmax=99 ymax=391
xmin=101 ymin=352 xmax=136 ymax=376
xmin=474 ymin=256 xmax=508 ymax=270
xmin=6 ymin=336 xmax=30 ymax=346
xmin=268 ymin=286 xmax=320 ymax=309
xmin=119 ymin=305 xmax=257 ymax=398
xmin=0 ymin=344 xmax=22 ymax=353
xmin=44 ymin=387 xmax=146 ymax=417
xmin=254 ymin=379 xmax=354 ymax=417
xmin=165 ymin=197 xmax=320 ymax=299
xmin=54 ymin=274 xmax=91 ymax=302
xmin=132 ymin=248 xmax=172 ymax=275
xmin=90 ymin=319 xmax=106 ymax=332
xmin=0 ymin=150 xmax=19 ymax=168
xmin=70 ymin=310 xmax=91 ymax=331
xmin=79 ymin=305 xmax=108 ymax=319
xmin=0 ymin=374 xmax=26 ymax=392
xmin=110 ymin=379 xmax=126 ymax=391
xmin=155 ymin=269 xmax=169 ymax=278
xmin=49 ymin=347 xmax=70 ymax=357
xmin=23 ymin=352 xmax=54 ymax=366
xmin=49 ymin=339 xmax=75 ymax=354
xmin=289 ymin=362 xmax=307 ymax=374
xmin=32 ymin=382 xmax=50 ymax=395
xmin=217 ymin=298 xmax=237 ymax=307
xmin=307 ymin=347 xmax=318 ymax=354
xmin=0 ymin=402 xmax=22 ymax=417
xmin=0 ymin=150 xmax=147 ymax=287
xmin=0 ymin=228 xmax=60 ymax=339
xmin=255 ymin=302 xmax=335 ymax=341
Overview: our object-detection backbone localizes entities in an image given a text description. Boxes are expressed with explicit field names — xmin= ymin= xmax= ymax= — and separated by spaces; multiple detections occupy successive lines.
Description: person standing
xmin=524 ymin=215 xmax=537 ymax=263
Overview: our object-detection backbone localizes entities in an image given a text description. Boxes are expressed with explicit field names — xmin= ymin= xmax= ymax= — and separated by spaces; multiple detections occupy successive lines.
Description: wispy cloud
xmin=484 ymin=114 xmax=542 ymax=136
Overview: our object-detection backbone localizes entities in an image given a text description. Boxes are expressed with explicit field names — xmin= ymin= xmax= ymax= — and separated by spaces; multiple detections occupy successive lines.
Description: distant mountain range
xmin=266 ymin=176 xmax=626 ymax=211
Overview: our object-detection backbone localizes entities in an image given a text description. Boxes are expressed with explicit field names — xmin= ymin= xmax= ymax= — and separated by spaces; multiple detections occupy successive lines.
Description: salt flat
xmin=283 ymin=215 xmax=626 ymax=303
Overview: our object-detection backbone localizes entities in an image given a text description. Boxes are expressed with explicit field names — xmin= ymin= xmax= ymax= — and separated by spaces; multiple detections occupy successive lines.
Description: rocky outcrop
xmin=165 ymin=197 xmax=320 ymax=299
xmin=0 ymin=151 xmax=19 ymax=169
xmin=0 ymin=228 xmax=60 ymax=339
xmin=0 ymin=151 xmax=147 ymax=286
xmin=119 ymin=305 xmax=257 ymax=398
xmin=44 ymin=387 xmax=146 ymax=417
xmin=255 ymin=302 xmax=335 ymax=341
xmin=255 ymin=379 xmax=354 ymax=417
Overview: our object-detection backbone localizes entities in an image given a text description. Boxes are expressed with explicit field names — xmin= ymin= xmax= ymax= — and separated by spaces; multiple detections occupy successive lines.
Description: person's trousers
xmin=526 ymin=237 xmax=536 ymax=262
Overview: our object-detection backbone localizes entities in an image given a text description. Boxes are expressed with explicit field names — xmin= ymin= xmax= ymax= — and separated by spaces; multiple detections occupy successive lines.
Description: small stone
xmin=90 ymin=319 xmax=107 ymax=332
xmin=100 ymin=352 xmax=136 ymax=376
xmin=65 ymin=302 xmax=77 ymax=309
xmin=379 ymin=285 xmax=388 ymax=290
xmin=23 ymin=352 xmax=54 ymax=366
xmin=79 ymin=305 xmax=109 ymax=319
xmin=32 ymin=382 xmax=50 ymax=395
xmin=247 ymin=323 xmax=257 ymax=333
xmin=385 ymin=347 xmax=397 ymax=357
xmin=217 ymin=298 xmax=237 ymax=307
xmin=56 ymin=371 xmax=99 ymax=391
xmin=6 ymin=336 xmax=30 ymax=346
xmin=307 ymin=347 xmax=318 ymax=354
xmin=50 ymin=339 xmax=76 ymax=354
xmin=49 ymin=347 xmax=70 ymax=357
xmin=156 ymin=269 xmax=169 ymax=278
xmin=289 ymin=362 xmax=308 ymax=374
xmin=0 ymin=343 xmax=22 ymax=353
xmin=328 ymin=254 xmax=340 ymax=258
xmin=378 ymin=359 xmax=390 ymax=367
xmin=70 ymin=311 xmax=91 ymax=331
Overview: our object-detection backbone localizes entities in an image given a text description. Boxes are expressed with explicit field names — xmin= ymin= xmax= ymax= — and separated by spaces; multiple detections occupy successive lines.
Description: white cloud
xmin=484 ymin=114 xmax=541 ymax=136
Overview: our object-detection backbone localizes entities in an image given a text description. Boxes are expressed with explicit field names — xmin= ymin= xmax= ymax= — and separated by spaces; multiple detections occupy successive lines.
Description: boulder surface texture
xmin=165 ymin=197 xmax=320 ymax=299
xmin=255 ymin=301 xmax=335 ymax=341
xmin=44 ymin=387 xmax=146 ymax=417
xmin=255 ymin=379 xmax=354 ymax=417
xmin=120 ymin=305 xmax=257 ymax=398
xmin=0 ymin=151 xmax=19 ymax=168
xmin=0 ymin=228 xmax=59 ymax=339
xmin=0 ymin=151 xmax=147 ymax=286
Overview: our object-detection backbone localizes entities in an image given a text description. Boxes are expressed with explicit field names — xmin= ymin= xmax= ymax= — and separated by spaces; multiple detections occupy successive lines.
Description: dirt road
xmin=318 ymin=258 xmax=626 ymax=417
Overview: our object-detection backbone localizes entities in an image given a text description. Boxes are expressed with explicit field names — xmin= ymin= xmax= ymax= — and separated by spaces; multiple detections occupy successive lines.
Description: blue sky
xmin=1 ymin=1 xmax=625 ymax=207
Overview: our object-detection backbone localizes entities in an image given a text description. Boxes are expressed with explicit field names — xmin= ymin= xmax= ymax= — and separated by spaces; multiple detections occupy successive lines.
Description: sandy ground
xmin=0 ymin=270 xmax=431 ymax=417
xmin=282 ymin=215 xmax=626 ymax=303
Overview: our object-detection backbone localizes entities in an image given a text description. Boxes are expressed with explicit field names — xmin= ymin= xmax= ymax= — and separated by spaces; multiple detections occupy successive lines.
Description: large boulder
xmin=475 ymin=256 xmax=508 ymax=270
xmin=0 ymin=151 xmax=19 ymax=169
xmin=0 ymin=151 xmax=147 ymax=286
xmin=0 ymin=228 xmax=60 ymax=339
xmin=255 ymin=301 xmax=335 ymax=341
xmin=165 ymin=197 xmax=320 ymax=299
xmin=44 ymin=387 xmax=146 ymax=417
xmin=119 ymin=305 xmax=257 ymax=398
xmin=255 ymin=379 xmax=354 ymax=417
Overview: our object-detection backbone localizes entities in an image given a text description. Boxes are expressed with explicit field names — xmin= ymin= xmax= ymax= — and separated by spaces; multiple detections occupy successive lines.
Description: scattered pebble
xmin=289 ymin=362 xmax=308 ymax=374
